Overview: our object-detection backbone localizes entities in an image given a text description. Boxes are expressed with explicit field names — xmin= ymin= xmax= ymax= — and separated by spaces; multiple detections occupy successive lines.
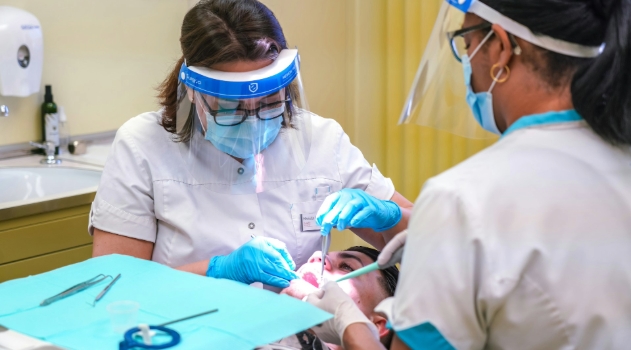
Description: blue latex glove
xmin=206 ymin=237 xmax=299 ymax=288
xmin=316 ymin=189 xmax=402 ymax=235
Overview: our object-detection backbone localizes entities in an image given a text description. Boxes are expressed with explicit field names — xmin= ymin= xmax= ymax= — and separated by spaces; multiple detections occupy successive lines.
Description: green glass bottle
xmin=41 ymin=85 xmax=59 ymax=155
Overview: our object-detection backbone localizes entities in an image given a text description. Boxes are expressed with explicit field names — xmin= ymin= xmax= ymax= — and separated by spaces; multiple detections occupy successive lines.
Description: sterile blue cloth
xmin=0 ymin=254 xmax=331 ymax=349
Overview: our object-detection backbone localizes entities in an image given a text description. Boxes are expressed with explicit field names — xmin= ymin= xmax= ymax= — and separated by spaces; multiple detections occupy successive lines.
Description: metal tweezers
xmin=40 ymin=274 xmax=111 ymax=307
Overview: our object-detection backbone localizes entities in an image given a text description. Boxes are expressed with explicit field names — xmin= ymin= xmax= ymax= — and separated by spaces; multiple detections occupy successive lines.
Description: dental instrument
xmin=93 ymin=273 xmax=121 ymax=306
xmin=119 ymin=309 xmax=219 ymax=350
xmin=334 ymin=262 xmax=379 ymax=283
xmin=320 ymin=232 xmax=331 ymax=281
xmin=334 ymin=234 xmax=405 ymax=283
xmin=40 ymin=274 xmax=112 ymax=307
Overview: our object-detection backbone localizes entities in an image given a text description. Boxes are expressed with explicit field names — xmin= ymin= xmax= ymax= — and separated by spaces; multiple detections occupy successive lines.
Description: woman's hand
xmin=206 ymin=236 xmax=299 ymax=288
xmin=305 ymin=281 xmax=379 ymax=345
xmin=316 ymin=189 xmax=402 ymax=234
xmin=377 ymin=230 xmax=407 ymax=268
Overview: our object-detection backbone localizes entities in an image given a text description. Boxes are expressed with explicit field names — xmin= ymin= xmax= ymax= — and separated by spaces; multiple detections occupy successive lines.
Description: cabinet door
xmin=0 ymin=205 xmax=92 ymax=265
xmin=0 ymin=244 xmax=92 ymax=282
xmin=0 ymin=204 xmax=93 ymax=282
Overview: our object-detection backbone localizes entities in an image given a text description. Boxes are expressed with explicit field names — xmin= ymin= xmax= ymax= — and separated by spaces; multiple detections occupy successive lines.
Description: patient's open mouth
xmin=302 ymin=272 xmax=319 ymax=288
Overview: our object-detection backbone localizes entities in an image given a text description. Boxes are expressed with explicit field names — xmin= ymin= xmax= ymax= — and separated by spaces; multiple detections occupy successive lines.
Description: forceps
xmin=93 ymin=273 xmax=121 ymax=306
xmin=320 ymin=233 xmax=331 ymax=281
xmin=40 ymin=274 xmax=113 ymax=306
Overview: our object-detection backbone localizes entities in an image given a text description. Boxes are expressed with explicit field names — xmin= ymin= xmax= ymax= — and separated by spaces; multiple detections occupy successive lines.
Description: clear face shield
xmin=398 ymin=2 xmax=493 ymax=139
xmin=399 ymin=0 xmax=603 ymax=138
xmin=175 ymin=49 xmax=312 ymax=194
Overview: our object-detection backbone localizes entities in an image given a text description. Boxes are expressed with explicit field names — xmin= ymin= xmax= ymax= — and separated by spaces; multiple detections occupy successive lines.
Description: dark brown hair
xmin=345 ymin=246 xmax=399 ymax=347
xmin=157 ymin=0 xmax=289 ymax=142
xmin=481 ymin=0 xmax=631 ymax=145
xmin=344 ymin=246 xmax=399 ymax=297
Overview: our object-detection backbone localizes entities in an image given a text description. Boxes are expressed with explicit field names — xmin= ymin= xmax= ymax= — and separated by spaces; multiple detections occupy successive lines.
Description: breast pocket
xmin=290 ymin=200 xmax=326 ymax=266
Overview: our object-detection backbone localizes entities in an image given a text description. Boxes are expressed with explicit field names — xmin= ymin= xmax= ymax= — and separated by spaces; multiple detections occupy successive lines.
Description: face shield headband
xmin=178 ymin=49 xmax=300 ymax=99
xmin=446 ymin=0 xmax=605 ymax=58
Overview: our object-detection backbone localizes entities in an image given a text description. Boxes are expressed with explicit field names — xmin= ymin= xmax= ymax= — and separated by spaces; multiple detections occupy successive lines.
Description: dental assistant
xmin=307 ymin=0 xmax=631 ymax=348
xmin=90 ymin=0 xmax=411 ymax=289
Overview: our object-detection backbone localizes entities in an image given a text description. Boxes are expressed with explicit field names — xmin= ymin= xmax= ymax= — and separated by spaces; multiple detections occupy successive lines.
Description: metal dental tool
xmin=93 ymin=273 xmax=121 ymax=306
xmin=40 ymin=274 xmax=111 ymax=306
xmin=320 ymin=232 xmax=331 ymax=281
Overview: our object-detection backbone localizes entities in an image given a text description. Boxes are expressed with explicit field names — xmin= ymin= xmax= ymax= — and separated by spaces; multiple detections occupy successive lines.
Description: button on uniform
xmin=248 ymin=222 xmax=255 ymax=229
xmin=238 ymin=167 xmax=244 ymax=175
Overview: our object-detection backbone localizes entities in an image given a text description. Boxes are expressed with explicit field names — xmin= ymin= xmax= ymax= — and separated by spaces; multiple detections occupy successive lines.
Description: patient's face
xmin=282 ymin=250 xmax=387 ymax=317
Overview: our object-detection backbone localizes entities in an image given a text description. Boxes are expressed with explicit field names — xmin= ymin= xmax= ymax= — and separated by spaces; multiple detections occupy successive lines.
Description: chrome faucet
xmin=30 ymin=141 xmax=62 ymax=165
xmin=0 ymin=105 xmax=8 ymax=117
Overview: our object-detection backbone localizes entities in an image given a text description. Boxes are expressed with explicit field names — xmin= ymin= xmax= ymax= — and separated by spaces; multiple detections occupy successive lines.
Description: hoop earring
xmin=490 ymin=63 xmax=510 ymax=83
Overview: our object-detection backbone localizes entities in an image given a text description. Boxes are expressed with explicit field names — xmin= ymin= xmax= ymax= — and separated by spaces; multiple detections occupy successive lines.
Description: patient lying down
xmin=259 ymin=246 xmax=399 ymax=350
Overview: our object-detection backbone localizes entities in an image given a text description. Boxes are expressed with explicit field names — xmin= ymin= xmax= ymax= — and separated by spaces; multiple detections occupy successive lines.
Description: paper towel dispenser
xmin=0 ymin=6 xmax=43 ymax=97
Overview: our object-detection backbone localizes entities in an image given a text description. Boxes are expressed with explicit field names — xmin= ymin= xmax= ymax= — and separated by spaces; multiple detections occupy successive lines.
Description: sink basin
xmin=0 ymin=167 xmax=102 ymax=205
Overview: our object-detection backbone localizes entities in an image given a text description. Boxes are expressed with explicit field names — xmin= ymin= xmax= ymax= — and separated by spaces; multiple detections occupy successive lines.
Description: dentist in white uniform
xmin=307 ymin=0 xmax=631 ymax=348
xmin=90 ymin=0 xmax=411 ymax=289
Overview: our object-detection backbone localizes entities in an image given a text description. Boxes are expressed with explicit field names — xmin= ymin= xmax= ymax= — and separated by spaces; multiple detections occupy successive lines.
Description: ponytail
xmin=572 ymin=0 xmax=631 ymax=145
xmin=157 ymin=56 xmax=186 ymax=137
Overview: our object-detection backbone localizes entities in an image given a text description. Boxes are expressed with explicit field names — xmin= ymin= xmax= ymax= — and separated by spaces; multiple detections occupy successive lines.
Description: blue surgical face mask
xmin=204 ymin=114 xmax=283 ymax=159
xmin=462 ymin=30 xmax=502 ymax=135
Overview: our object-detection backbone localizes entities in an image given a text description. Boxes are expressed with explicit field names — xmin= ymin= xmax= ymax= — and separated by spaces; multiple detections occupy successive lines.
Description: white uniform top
xmin=88 ymin=111 xmax=394 ymax=268
xmin=381 ymin=118 xmax=631 ymax=349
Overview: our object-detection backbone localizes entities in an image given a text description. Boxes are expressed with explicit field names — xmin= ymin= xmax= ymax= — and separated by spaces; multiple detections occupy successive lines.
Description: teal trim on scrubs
xmin=397 ymin=322 xmax=456 ymax=350
xmin=502 ymin=109 xmax=582 ymax=138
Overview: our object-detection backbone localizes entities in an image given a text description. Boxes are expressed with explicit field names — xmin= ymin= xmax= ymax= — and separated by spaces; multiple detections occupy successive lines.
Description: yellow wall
xmin=263 ymin=0 xmax=497 ymax=193
xmin=0 ymin=0 xmax=187 ymax=145
xmin=259 ymin=0 xmax=349 ymax=151
xmin=264 ymin=0 xmax=497 ymax=249
xmin=0 ymin=0 xmax=496 ymax=248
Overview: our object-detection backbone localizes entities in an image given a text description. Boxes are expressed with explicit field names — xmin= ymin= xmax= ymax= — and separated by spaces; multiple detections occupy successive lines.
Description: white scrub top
xmin=380 ymin=111 xmax=631 ymax=349
xmin=89 ymin=111 xmax=394 ymax=268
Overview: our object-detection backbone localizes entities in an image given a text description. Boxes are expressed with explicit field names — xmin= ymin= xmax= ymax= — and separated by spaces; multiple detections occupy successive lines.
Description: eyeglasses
xmin=447 ymin=22 xmax=522 ymax=63
xmin=201 ymin=97 xmax=291 ymax=126
xmin=447 ymin=22 xmax=493 ymax=63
